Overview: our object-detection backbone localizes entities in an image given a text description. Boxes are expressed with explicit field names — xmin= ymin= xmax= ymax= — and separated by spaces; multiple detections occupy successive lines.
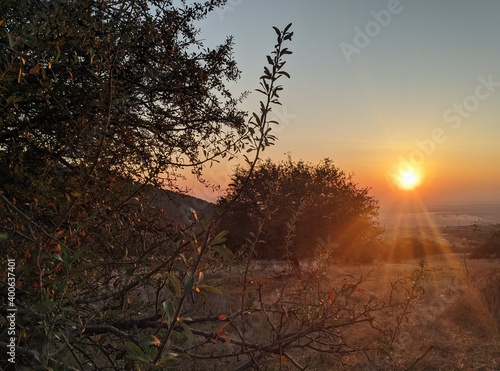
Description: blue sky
xmin=193 ymin=0 xmax=500 ymax=206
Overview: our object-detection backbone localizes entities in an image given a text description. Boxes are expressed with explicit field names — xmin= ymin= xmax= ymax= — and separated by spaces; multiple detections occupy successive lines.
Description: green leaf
xmin=145 ymin=347 xmax=158 ymax=359
xmin=165 ymin=272 xmax=181 ymax=296
xmin=211 ymin=245 xmax=233 ymax=261
xmin=56 ymin=279 xmax=68 ymax=293
xmin=124 ymin=342 xmax=149 ymax=362
xmin=180 ymin=322 xmax=194 ymax=346
xmin=60 ymin=244 xmax=70 ymax=265
xmin=163 ymin=301 xmax=175 ymax=324
xmin=197 ymin=284 xmax=223 ymax=296
xmin=139 ymin=334 xmax=161 ymax=348
xmin=184 ymin=273 xmax=194 ymax=295
xmin=210 ymin=230 xmax=228 ymax=247
xmin=53 ymin=253 xmax=64 ymax=262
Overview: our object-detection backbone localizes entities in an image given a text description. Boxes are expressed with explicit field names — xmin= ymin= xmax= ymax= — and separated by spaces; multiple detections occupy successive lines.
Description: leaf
xmin=165 ymin=272 xmax=181 ymax=296
xmin=123 ymin=342 xmax=149 ymax=362
xmin=278 ymin=71 xmax=291 ymax=78
xmin=215 ymin=322 xmax=229 ymax=342
xmin=327 ymin=292 xmax=335 ymax=305
xmin=196 ymin=285 xmax=223 ymax=296
xmin=252 ymin=112 xmax=261 ymax=125
xmin=70 ymin=244 xmax=88 ymax=264
xmin=139 ymin=334 xmax=161 ymax=348
xmin=184 ymin=273 xmax=194 ymax=295
xmin=180 ymin=322 xmax=194 ymax=345
xmin=163 ymin=301 xmax=175 ymax=325
xmin=60 ymin=244 xmax=70 ymax=265
xmin=145 ymin=347 xmax=158 ymax=359
xmin=211 ymin=245 xmax=233 ymax=261
xmin=53 ymin=253 xmax=64 ymax=262
xmin=157 ymin=352 xmax=180 ymax=365
xmin=210 ymin=230 xmax=228 ymax=247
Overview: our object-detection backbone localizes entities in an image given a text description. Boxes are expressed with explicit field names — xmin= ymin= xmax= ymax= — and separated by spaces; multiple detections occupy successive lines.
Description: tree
xmin=1 ymin=0 xmax=246 ymax=192
xmin=218 ymin=156 xmax=383 ymax=262
xmin=0 ymin=0 xmax=296 ymax=368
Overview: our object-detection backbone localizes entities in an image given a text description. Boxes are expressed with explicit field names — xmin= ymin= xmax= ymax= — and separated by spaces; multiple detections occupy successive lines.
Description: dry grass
xmin=181 ymin=253 xmax=500 ymax=370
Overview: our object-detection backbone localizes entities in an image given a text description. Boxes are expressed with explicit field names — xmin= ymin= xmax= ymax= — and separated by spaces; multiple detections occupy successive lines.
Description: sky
xmin=189 ymin=0 xmax=500 ymax=211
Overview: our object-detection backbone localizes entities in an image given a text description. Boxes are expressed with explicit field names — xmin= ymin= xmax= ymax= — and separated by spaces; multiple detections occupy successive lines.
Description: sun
xmin=395 ymin=168 xmax=422 ymax=191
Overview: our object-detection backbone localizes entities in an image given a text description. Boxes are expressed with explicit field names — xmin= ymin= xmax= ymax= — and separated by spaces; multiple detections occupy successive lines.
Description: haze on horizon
xmin=187 ymin=0 xmax=500 ymax=211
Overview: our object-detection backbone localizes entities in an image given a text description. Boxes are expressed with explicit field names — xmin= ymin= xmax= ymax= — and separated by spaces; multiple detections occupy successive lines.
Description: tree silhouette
xmin=218 ymin=156 xmax=382 ymax=263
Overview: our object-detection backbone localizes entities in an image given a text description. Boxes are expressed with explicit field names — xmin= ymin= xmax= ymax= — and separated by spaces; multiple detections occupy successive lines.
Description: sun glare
xmin=395 ymin=168 xmax=422 ymax=191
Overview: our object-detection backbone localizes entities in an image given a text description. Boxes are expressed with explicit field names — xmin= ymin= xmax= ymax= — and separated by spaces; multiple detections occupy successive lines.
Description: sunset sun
xmin=395 ymin=168 xmax=422 ymax=191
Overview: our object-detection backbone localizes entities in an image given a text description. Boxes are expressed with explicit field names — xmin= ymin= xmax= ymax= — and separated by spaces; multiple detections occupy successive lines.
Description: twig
xmin=282 ymin=350 xmax=306 ymax=370
xmin=0 ymin=341 xmax=80 ymax=371
xmin=0 ymin=191 xmax=60 ymax=243
xmin=404 ymin=346 xmax=433 ymax=370
xmin=57 ymin=322 xmax=136 ymax=340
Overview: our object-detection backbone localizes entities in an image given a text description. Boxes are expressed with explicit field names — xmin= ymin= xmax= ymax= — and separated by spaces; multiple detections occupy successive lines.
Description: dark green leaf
xmin=124 ymin=342 xmax=149 ymax=362
xmin=184 ymin=273 xmax=194 ymax=295
xmin=165 ymin=272 xmax=181 ymax=296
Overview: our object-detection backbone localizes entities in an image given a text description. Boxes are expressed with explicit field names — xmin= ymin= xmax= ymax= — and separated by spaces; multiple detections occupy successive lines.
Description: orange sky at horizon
xmin=182 ymin=147 xmax=500 ymax=212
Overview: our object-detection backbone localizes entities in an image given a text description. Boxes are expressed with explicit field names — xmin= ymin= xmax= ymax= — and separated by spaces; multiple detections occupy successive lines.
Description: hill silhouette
xmin=148 ymin=187 xmax=216 ymax=223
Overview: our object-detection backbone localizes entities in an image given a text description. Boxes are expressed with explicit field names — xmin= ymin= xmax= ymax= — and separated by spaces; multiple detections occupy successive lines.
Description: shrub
xmin=470 ymin=231 xmax=500 ymax=258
